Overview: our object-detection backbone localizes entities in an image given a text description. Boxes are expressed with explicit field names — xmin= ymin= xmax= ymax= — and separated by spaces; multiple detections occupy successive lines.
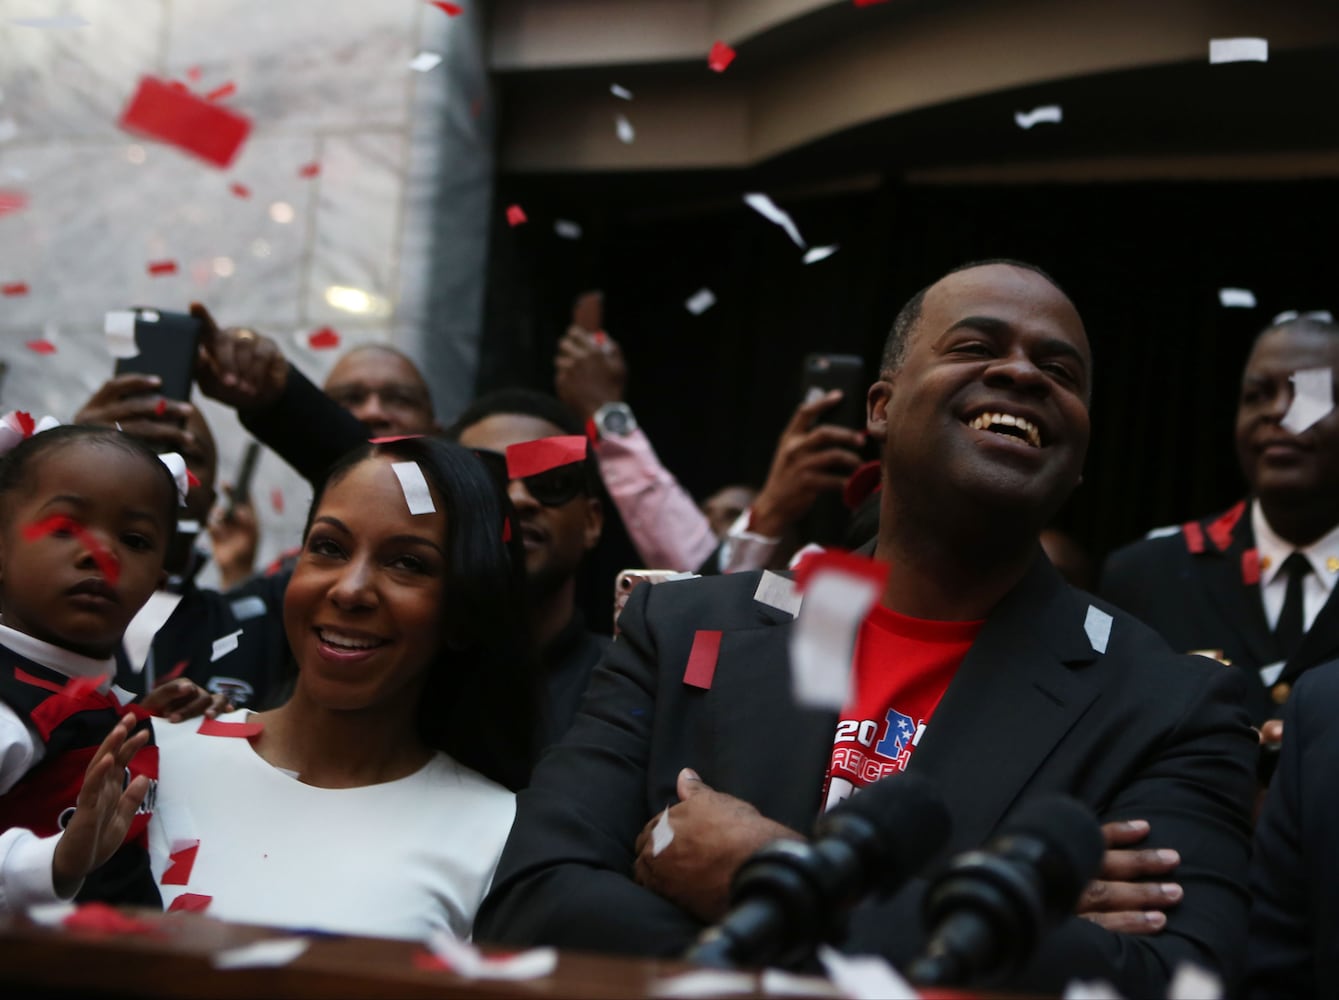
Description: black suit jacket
xmin=1099 ymin=500 xmax=1339 ymax=724
xmin=476 ymin=555 xmax=1257 ymax=996
xmin=1246 ymin=660 xmax=1339 ymax=999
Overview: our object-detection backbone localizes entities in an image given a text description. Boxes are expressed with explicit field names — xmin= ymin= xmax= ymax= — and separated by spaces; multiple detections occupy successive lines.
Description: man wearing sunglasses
xmin=450 ymin=390 xmax=608 ymax=747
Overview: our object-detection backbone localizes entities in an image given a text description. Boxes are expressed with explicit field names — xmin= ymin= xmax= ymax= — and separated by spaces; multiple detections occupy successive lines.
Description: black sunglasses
xmin=473 ymin=449 xmax=588 ymax=507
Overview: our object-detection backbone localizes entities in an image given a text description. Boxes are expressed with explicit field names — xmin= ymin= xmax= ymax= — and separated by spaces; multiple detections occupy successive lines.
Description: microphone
xmin=905 ymin=794 xmax=1104 ymax=988
xmin=685 ymin=773 xmax=949 ymax=970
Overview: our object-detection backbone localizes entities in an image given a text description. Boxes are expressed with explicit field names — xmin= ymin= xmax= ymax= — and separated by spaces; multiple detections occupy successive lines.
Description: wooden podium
xmin=0 ymin=909 xmax=817 ymax=999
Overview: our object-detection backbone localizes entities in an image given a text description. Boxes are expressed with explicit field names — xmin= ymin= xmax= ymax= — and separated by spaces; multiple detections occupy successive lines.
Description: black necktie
xmin=1275 ymin=552 xmax=1312 ymax=662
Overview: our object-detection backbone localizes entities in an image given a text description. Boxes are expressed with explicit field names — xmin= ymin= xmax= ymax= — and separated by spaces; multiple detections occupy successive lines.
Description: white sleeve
xmin=0 ymin=828 xmax=65 ymax=913
xmin=0 ymin=700 xmax=43 ymax=796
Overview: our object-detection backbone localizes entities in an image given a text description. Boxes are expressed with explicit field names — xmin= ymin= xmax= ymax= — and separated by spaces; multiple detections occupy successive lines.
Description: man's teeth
xmin=968 ymin=412 xmax=1041 ymax=448
xmin=317 ymin=629 xmax=384 ymax=650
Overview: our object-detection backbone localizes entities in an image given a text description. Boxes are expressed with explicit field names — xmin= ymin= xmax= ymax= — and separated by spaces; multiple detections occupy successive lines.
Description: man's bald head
xmin=323 ymin=344 xmax=438 ymax=437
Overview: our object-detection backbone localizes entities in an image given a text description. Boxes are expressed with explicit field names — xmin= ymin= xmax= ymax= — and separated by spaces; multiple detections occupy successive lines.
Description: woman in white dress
xmin=148 ymin=438 xmax=539 ymax=939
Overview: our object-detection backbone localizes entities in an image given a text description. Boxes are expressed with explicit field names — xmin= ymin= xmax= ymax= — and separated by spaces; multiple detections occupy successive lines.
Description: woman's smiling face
xmin=283 ymin=454 xmax=448 ymax=713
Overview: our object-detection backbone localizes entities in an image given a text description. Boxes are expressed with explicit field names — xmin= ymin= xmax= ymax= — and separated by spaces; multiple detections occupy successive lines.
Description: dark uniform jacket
xmin=1099 ymin=500 xmax=1339 ymax=724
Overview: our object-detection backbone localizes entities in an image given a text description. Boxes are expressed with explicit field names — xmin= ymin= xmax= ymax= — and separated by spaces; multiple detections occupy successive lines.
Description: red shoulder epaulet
xmin=1183 ymin=521 xmax=1206 ymax=554
xmin=1207 ymin=500 xmax=1247 ymax=552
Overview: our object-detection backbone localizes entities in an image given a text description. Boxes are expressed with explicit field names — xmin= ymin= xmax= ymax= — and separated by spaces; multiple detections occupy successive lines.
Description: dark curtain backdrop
xmin=480 ymin=175 xmax=1339 ymax=597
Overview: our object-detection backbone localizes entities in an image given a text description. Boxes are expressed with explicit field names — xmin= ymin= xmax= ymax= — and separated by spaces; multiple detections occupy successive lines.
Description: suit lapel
xmin=908 ymin=554 xmax=1101 ymax=849
xmin=1195 ymin=510 xmax=1280 ymax=670
xmin=703 ymin=601 xmax=835 ymax=832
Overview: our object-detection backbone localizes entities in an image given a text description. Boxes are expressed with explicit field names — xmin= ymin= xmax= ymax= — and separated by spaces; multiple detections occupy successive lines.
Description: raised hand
xmin=191 ymin=303 xmax=289 ymax=410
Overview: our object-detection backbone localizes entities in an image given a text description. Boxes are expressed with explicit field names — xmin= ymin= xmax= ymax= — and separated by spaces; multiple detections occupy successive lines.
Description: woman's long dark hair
xmin=305 ymin=438 xmax=539 ymax=790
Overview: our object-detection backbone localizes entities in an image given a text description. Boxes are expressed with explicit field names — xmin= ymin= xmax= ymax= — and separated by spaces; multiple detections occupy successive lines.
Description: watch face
xmin=603 ymin=409 xmax=630 ymax=435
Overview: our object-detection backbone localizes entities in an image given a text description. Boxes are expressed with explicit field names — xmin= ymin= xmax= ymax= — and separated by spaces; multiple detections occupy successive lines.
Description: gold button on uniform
xmin=1272 ymin=682 xmax=1292 ymax=705
xmin=1328 ymin=555 xmax=1339 ymax=574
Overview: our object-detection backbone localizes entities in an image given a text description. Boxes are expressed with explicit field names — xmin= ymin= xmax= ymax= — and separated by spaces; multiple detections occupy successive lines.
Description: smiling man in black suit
xmin=476 ymin=261 xmax=1256 ymax=996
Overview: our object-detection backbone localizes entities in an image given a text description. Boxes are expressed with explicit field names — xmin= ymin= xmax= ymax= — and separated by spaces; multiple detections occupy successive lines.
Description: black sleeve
xmin=474 ymin=580 xmax=705 ymax=955
xmin=1245 ymin=677 xmax=1316 ymax=999
xmin=238 ymin=366 xmax=366 ymax=486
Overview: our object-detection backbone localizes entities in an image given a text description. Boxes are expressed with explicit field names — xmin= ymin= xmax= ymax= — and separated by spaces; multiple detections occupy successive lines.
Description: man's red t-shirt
xmin=823 ymin=604 xmax=983 ymax=811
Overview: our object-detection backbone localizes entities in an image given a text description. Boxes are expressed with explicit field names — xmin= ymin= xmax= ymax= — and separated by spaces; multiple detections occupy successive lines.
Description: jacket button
xmin=1272 ymin=682 xmax=1291 ymax=705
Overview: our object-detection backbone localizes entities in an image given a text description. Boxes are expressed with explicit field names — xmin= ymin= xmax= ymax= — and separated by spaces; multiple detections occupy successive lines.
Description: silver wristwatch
xmin=594 ymin=401 xmax=637 ymax=439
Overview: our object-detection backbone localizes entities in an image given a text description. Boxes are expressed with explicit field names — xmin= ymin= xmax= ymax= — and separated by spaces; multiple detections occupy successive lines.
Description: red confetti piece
xmin=118 ymin=75 xmax=252 ymax=169
xmin=25 ymin=339 xmax=56 ymax=355
xmin=229 ymin=182 xmax=251 ymax=199
xmin=22 ymin=515 xmax=121 ymax=585
xmin=3 ymin=282 xmax=29 ymax=296
xmin=147 ymin=260 xmax=178 ymax=276
xmin=707 ymin=41 xmax=736 ymax=73
xmin=186 ymin=470 xmax=201 ymax=489
xmin=198 ymin=718 xmax=264 ymax=738
xmin=414 ymin=950 xmax=451 ymax=971
xmin=186 ymin=66 xmax=202 ymax=81
xmin=793 ymin=547 xmax=889 ymax=594
xmin=167 ymin=80 xmax=188 ymax=93
xmin=428 ymin=1 xmax=463 ymax=15
xmin=154 ymin=398 xmax=168 ymax=417
xmin=270 ymin=488 xmax=284 ymax=514
xmin=61 ymin=676 xmax=104 ymax=701
xmin=1242 ymin=548 xmax=1261 ymax=586
xmin=683 ymin=630 xmax=722 ymax=690
xmin=167 ymin=893 xmax=212 ymax=913
xmin=502 ymin=517 xmax=512 ymax=543
xmin=298 ymin=162 xmax=320 ymax=178
xmin=160 ymin=659 xmax=191 ymax=683
xmin=161 ymin=842 xmax=199 ymax=885
xmin=14 ymin=411 xmax=34 ymax=437
xmin=505 ymin=435 xmax=588 ymax=480
xmin=0 ymin=190 xmax=29 ymax=218
xmin=204 ymin=81 xmax=236 ymax=103
xmin=369 ymin=434 xmax=425 ymax=445
xmin=307 ymin=327 xmax=340 ymax=350
xmin=505 ymin=204 xmax=527 ymax=227
xmin=63 ymin=903 xmax=159 ymax=936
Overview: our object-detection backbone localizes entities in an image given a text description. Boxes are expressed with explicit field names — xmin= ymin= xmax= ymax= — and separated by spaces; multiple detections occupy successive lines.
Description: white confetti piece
xmin=685 ymin=288 xmax=716 ymax=315
xmin=761 ymin=969 xmax=842 ymax=997
xmin=554 ymin=219 xmax=582 ymax=240
xmin=1259 ymin=661 xmax=1285 ymax=687
xmin=228 ymin=595 xmax=267 ymax=621
xmin=8 ymin=15 xmax=89 ymax=28
xmin=213 ymin=937 xmax=309 ymax=970
xmin=176 ymin=519 xmax=202 ymax=535
xmin=817 ymin=945 xmax=918 ymax=1000
xmin=1272 ymin=309 xmax=1333 ymax=325
xmin=1210 ymin=37 xmax=1268 ymax=64
xmin=104 ymin=311 xmax=139 ymax=359
xmin=650 ymin=970 xmax=755 ymax=997
xmin=408 ymin=51 xmax=443 ymax=72
xmin=615 ymin=113 xmax=635 ymax=144
xmin=790 ymin=571 xmax=882 ymax=709
xmin=1014 ymin=104 xmax=1063 ymax=129
xmin=754 ymin=570 xmax=803 ymax=618
xmin=803 ymin=245 xmax=839 ymax=265
xmin=744 ymin=193 xmax=807 ymax=250
xmin=391 ymin=461 xmax=436 ymax=515
xmin=1084 ymin=605 xmax=1112 ymax=655
xmin=211 ymin=629 xmax=243 ymax=663
xmin=1282 ymin=367 xmax=1334 ymax=434
xmin=650 ymin=807 xmax=674 ymax=856
xmin=1063 ymin=981 xmax=1125 ymax=1000
xmin=1169 ymin=963 xmax=1222 ymax=1000
xmin=426 ymin=930 xmax=557 ymax=980
xmin=26 ymin=902 xmax=76 ymax=927
xmin=1218 ymin=288 xmax=1256 ymax=308
xmin=610 ymin=83 xmax=634 ymax=100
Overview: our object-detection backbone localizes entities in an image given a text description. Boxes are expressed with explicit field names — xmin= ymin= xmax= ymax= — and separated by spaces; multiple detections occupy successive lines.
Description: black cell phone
xmin=228 ymin=441 xmax=262 ymax=514
xmin=801 ymin=353 xmax=866 ymax=430
xmin=113 ymin=308 xmax=202 ymax=402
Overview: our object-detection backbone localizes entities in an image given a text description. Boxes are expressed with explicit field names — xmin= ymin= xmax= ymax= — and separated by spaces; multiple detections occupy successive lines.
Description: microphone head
xmin=814 ymin=773 xmax=951 ymax=893
xmin=992 ymin=794 xmax=1104 ymax=914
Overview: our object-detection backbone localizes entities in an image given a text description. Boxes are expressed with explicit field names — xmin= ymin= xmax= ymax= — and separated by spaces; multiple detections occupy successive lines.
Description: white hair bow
xmin=0 ymin=410 xmax=60 ymax=457
xmin=158 ymin=452 xmax=195 ymax=507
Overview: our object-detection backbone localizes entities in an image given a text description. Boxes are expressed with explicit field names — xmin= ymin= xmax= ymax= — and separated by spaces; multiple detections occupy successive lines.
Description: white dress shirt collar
xmin=0 ymin=620 xmax=116 ymax=682
xmin=1252 ymin=501 xmax=1339 ymax=590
